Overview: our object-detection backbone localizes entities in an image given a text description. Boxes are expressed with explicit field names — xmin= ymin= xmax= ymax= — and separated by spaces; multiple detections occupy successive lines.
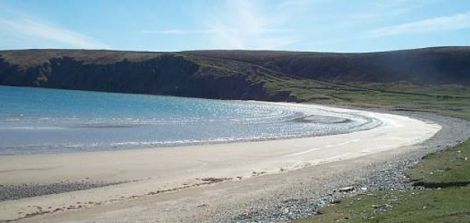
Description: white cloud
xmin=141 ymin=0 xmax=299 ymax=50
xmin=369 ymin=11 xmax=470 ymax=37
xmin=0 ymin=13 xmax=109 ymax=49
xmin=201 ymin=0 xmax=298 ymax=49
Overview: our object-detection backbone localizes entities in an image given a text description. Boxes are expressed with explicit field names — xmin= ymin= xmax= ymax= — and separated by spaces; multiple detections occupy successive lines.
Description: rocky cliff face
xmin=0 ymin=53 xmax=288 ymax=100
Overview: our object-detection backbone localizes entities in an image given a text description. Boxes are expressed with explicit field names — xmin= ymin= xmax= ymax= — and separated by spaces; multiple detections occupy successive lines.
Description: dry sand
xmin=0 ymin=103 xmax=441 ymax=222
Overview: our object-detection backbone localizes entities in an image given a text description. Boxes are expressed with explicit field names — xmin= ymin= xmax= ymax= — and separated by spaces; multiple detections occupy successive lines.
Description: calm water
xmin=0 ymin=86 xmax=380 ymax=155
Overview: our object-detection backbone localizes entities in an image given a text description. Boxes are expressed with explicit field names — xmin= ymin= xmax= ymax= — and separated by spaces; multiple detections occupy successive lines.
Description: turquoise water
xmin=0 ymin=86 xmax=380 ymax=155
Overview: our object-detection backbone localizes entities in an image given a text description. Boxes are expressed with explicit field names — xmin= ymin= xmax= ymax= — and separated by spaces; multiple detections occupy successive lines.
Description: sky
xmin=0 ymin=0 xmax=469 ymax=52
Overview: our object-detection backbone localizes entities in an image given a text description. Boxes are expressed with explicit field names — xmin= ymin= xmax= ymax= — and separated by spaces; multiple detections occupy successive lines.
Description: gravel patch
xmin=0 ymin=180 xmax=127 ymax=202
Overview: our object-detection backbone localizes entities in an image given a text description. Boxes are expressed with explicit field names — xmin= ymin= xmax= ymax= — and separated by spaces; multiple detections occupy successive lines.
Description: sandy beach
xmin=0 ymin=103 xmax=445 ymax=222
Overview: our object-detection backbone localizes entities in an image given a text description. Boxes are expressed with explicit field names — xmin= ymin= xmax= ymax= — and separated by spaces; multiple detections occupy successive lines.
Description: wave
xmin=0 ymin=126 xmax=66 ymax=130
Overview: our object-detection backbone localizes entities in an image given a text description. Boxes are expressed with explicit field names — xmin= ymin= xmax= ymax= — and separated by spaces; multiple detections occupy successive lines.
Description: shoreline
xmin=0 ymin=103 xmax=445 ymax=222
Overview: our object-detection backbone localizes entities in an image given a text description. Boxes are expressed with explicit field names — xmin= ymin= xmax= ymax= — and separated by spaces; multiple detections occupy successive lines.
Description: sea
xmin=0 ymin=86 xmax=380 ymax=155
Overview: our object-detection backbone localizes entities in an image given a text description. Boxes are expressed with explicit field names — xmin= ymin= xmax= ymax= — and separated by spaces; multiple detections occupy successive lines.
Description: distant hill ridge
xmin=1 ymin=47 xmax=469 ymax=101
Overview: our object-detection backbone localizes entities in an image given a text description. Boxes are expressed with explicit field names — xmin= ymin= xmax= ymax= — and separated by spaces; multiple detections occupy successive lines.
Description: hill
xmin=1 ymin=47 xmax=469 ymax=102
xmin=187 ymin=47 xmax=470 ymax=84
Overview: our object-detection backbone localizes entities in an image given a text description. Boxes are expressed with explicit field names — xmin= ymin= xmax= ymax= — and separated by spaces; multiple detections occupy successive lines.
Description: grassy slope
xmin=297 ymin=187 xmax=470 ymax=223
xmin=270 ymin=78 xmax=470 ymax=119
xmin=408 ymin=140 xmax=470 ymax=186
xmin=294 ymin=85 xmax=470 ymax=223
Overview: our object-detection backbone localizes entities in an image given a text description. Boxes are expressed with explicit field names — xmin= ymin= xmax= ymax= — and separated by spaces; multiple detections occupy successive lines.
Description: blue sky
xmin=0 ymin=0 xmax=469 ymax=52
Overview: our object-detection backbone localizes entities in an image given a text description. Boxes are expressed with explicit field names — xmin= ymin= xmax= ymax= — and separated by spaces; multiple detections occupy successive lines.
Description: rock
xmin=372 ymin=204 xmax=391 ymax=210
xmin=331 ymin=199 xmax=341 ymax=204
xmin=197 ymin=204 xmax=208 ymax=208
xmin=283 ymin=208 xmax=289 ymax=214
xmin=339 ymin=186 xmax=354 ymax=192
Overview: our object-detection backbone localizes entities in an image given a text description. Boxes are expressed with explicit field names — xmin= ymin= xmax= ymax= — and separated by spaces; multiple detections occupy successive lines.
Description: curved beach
xmin=0 ymin=103 xmax=443 ymax=222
